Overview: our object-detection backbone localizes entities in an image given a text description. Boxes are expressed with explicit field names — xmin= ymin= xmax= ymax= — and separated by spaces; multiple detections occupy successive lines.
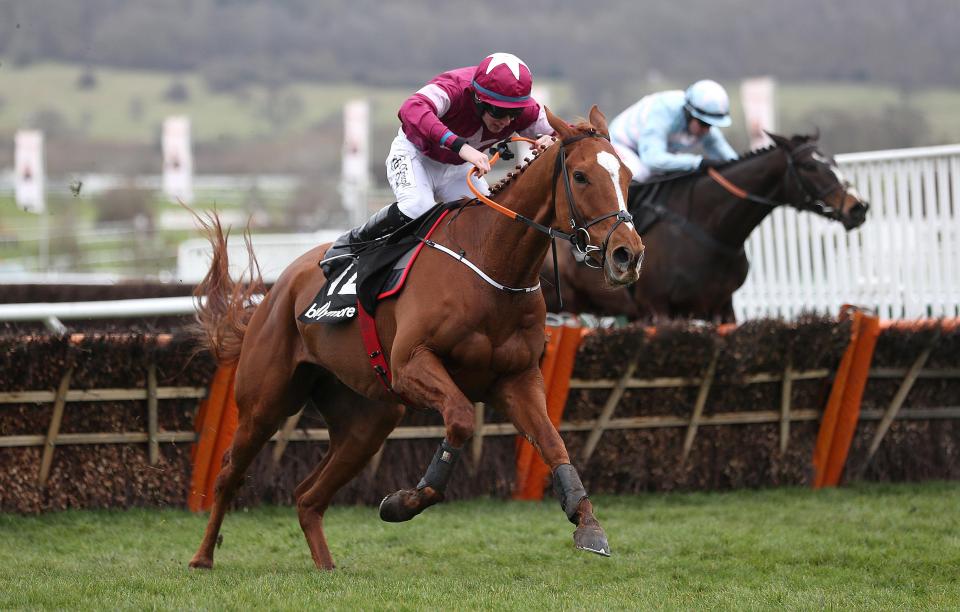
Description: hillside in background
xmin=0 ymin=58 xmax=954 ymax=177
xmin=0 ymin=0 xmax=957 ymax=177
xmin=2 ymin=0 xmax=958 ymax=91
xmin=0 ymin=0 xmax=958 ymax=278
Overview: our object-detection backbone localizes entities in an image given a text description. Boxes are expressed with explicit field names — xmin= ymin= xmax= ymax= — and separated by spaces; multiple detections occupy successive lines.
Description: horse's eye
xmin=573 ymin=171 xmax=588 ymax=184
xmin=800 ymin=162 xmax=818 ymax=172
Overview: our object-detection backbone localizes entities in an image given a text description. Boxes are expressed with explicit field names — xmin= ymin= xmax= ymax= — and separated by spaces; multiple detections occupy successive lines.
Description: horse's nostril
xmin=613 ymin=246 xmax=631 ymax=267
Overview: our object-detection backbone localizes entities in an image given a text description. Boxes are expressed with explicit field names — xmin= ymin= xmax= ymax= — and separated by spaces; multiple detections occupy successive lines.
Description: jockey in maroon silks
xmin=322 ymin=52 xmax=556 ymax=275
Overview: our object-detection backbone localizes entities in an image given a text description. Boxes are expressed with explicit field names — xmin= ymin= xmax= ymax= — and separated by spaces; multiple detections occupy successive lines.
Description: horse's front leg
xmin=377 ymin=347 xmax=474 ymax=523
xmin=495 ymin=367 xmax=611 ymax=557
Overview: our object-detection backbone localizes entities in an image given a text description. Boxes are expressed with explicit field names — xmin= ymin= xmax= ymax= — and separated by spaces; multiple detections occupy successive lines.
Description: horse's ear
xmin=546 ymin=106 xmax=575 ymax=140
xmin=811 ymin=126 xmax=821 ymax=142
xmin=765 ymin=131 xmax=790 ymax=149
xmin=588 ymin=105 xmax=609 ymax=137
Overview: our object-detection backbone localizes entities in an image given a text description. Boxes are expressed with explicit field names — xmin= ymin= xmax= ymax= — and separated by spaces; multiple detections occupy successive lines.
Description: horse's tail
xmin=190 ymin=210 xmax=266 ymax=366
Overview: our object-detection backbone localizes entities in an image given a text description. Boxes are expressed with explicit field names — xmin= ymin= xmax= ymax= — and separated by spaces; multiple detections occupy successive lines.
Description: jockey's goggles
xmin=478 ymin=100 xmax=523 ymax=120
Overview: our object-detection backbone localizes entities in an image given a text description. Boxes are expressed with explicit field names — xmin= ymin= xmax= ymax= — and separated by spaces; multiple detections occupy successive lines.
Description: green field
xmin=0 ymin=59 xmax=575 ymax=144
xmin=3 ymin=58 xmax=960 ymax=145
xmin=0 ymin=192 xmax=209 ymax=276
xmin=0 ymin=59 xmax=413 ymax=143
xmin=2 ymin=59 xmax=958 ymax=276
xmin=2 ymin=482 xmax=959 ymax=610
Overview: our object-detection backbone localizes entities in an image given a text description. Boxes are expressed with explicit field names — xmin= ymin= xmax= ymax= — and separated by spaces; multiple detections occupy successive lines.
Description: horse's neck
xmin=695 ymin=148 xmax=788 ymax=246
xmin=451 ymin=148 xmax=558 ymax=288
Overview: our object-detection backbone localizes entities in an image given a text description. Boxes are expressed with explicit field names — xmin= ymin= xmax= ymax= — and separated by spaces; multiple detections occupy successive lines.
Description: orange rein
xmin=467 ymin=137 xmax=540 ymax=219
xmin=707 ymin=167 xmax=749 ymax=199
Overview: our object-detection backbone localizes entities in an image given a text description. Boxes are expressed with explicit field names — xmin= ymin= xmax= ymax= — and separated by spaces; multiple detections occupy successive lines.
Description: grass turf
xmin=1 ymin=481 xmax=959 ymax=609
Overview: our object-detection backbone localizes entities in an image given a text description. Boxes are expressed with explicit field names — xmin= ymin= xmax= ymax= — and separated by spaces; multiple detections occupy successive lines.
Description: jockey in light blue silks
xmin=608 ymin=79 xmax=738 ymax=182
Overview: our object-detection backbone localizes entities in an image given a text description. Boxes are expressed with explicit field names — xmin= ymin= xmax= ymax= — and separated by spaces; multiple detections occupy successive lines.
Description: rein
xmin=706 ymin=142 xmax=849 ymax=221
xmin=467 ymin=133 xmax=634 ymax=308
xmin=469 ymin=133 xmax=633 ymax=265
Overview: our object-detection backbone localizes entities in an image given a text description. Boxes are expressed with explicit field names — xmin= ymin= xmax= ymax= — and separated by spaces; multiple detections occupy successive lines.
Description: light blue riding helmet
xmin=684 ymin=80 xmax=732 ymax=128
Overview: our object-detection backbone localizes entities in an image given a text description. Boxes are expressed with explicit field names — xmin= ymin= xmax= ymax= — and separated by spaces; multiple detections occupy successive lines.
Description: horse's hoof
xmin=574 ymin=525 xmax=611 ymax=557
xmin=378 ymin=490 xmax=422 ymax=523
xmin=188 ymin=556 xmax=213 ymax=569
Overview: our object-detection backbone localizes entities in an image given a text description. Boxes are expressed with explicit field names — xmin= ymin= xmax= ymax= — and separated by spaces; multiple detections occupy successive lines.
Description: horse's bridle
xmin=469 ymin=133 xmax=634 ymax=270
xmin=708 ymin=142 xmax=851 ymax=222
xmin=551 ymin=132 xmax=635 ymax=269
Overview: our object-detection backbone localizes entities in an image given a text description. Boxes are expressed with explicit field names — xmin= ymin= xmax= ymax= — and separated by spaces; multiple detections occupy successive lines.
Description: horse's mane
xmin=637 ymin=133 xmax=817 ymax=193
xmin=489 ymin=120 xmax=599 ymax=196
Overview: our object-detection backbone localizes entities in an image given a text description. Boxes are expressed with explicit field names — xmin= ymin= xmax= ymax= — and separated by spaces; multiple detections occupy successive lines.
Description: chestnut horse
xmin=543 ymin=132 xmax=869 ymax=322
xmin=188 ymin=107 xmax=644 ymax=570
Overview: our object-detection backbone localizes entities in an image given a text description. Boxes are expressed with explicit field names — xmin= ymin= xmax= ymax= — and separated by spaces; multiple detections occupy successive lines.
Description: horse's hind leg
xmin=495 ymin=367 xmax=611 ymax=557
xmin=295 ymin=384 xmax=403 ymax=570
xmin=189 ymin=364 xmax=312 ymax=569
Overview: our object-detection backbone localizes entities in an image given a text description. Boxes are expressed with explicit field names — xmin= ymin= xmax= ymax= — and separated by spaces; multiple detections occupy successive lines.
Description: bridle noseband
xmin=550 ymin=132 xmax=634 ymax=269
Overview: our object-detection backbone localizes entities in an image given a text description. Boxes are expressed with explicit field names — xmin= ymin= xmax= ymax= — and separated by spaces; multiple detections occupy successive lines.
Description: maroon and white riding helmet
xmin=472 ymin=52 xmax=536 ymax=109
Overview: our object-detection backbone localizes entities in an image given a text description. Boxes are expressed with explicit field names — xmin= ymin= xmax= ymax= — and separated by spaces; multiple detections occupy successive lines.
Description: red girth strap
xmin=356 ymin=300 xmax=398 ymax=396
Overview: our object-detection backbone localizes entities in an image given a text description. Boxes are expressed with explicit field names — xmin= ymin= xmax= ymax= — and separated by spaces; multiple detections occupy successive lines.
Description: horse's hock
xmin=2 ymin=310 xmax=960 ymax=512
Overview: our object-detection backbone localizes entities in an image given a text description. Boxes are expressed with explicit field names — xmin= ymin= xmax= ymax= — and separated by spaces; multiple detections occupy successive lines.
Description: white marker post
xmin=14 ymin=130 xmax=48 ymax=268
xmin=740 ymin=77 xmax=777 ymax=150
xmin=341 ymin=99 xmax=370 ymax=226
xmin=15 ymin=130 xmax=45 ymax=215
xmin=162 ymin=116 xmax=194 ymax=204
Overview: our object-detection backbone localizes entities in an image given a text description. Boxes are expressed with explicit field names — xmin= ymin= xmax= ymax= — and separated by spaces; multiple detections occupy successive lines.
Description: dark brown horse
xmin=543 ymin=132 xmax=869 ymax=322
xmin=188 ymin=107 xmax=644 ymax=571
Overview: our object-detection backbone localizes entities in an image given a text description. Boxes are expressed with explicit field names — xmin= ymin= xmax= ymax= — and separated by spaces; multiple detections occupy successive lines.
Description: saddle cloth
xmin=298 ymin=203 xmax=454 ymax=324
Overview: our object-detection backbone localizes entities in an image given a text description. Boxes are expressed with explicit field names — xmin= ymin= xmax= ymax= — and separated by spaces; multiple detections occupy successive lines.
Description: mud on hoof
xmin=573 ymin=525 xmax=611 ymax=557
xmin=378 ymin=488 xmax=441 ymax=523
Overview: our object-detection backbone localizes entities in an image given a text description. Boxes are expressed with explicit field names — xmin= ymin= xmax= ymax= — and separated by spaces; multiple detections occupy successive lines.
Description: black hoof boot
xmin=378 ymin=488 xmax=442 ymax=523
xmin=573 ymin=524 xmax=611 ymax=557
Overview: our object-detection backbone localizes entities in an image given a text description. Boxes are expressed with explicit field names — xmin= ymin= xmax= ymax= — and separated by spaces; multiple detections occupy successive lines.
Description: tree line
xmin=2 ymin=0 xmax=958 ymax=97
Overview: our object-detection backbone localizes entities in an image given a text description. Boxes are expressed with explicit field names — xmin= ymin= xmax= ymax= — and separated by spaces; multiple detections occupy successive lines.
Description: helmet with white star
xmin=472 ymin=52 xmax=535 ymax=109
xmin=684 ymin=80 xmax=732 ymax=127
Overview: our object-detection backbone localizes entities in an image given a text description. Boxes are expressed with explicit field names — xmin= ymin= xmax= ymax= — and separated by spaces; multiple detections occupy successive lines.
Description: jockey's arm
xmin=533 ymin=133 xmax=557 ymax=148
xmin=638 ymin=121 xmax=702 ymax=174
xmin=398 ymin=85 xmax=466 ymax=155
xmin=458 ymin=144 xmax=491 ymax=174
xmin=702 ymin=128 xmax=739 ymax=161
xmin=516 ymin=105 xmax=557 ymax=148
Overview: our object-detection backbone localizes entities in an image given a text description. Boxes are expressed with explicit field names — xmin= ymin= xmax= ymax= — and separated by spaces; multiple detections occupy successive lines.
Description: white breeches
xmin=386 ymin=135 xmax=490 ymax=219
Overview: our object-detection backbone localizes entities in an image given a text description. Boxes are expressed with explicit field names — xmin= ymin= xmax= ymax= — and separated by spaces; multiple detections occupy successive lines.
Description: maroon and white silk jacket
xmin=397 ymin=66 xmax=553 ymax=165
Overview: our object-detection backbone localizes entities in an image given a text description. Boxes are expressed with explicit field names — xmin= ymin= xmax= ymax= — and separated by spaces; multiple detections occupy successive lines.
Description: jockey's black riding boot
xmin=320 ymin=202 xmax=411 ymax=277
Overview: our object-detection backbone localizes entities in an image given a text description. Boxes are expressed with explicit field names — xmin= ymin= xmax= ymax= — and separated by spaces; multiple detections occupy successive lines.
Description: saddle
xmin=627 ymin=180 xmax=668 ymax=236
xmin=298 ymin=202 xmax=455 ymax=325
xmin=625 ymin=172 xmax=744 ymax=258
xmin=298 ymin=202 xmax=461 ymax=394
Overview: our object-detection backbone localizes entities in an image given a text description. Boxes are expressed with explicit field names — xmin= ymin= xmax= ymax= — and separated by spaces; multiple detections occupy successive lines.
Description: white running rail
xmin=0 ymin=296 xmax=201 ymax=333
xmin=733 ymin=143 xmax=960 ymax=320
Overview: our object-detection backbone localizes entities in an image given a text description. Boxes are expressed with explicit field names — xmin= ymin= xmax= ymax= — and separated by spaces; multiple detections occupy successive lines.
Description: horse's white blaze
xmin=596 ymin=151 xmax=634 ymax=230
xmin=814 ymin=151 xmax=864 ymax=200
